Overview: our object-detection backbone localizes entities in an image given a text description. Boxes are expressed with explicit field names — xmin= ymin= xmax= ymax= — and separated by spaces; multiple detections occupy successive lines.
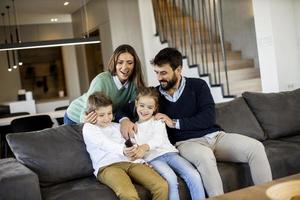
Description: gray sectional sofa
xmin=1 ymin=89 xmax=300 ymax=200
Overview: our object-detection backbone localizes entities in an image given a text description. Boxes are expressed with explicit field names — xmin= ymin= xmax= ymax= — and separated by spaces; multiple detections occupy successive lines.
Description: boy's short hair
xmin=151 ymin=47 xmax=182 ymax=70
xmin=87 ymin=92 xmax=112 ymax=113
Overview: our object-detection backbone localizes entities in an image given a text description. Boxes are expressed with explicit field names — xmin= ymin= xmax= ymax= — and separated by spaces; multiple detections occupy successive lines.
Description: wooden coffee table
xmin=207 ymin=173 xmax=300 ymax=200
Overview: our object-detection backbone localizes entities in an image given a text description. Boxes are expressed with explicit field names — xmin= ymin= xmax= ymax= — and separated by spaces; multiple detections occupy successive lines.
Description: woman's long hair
xmin=107 ymin=44 xmax=145 ymax=89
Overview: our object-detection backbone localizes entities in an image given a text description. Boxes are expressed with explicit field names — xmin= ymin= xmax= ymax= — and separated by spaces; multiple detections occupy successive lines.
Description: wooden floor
xmin=207 ymin=173 xmax=300 ymax=200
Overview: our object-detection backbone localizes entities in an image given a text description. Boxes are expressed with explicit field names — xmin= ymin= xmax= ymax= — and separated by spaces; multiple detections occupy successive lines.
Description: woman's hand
xmin=84 ymin=111 xmax=98 ymax=124
xmin=120 ymin=118 xmax=137 ymax=139
xmin=154 ymin=113 xmax=174 ymax=128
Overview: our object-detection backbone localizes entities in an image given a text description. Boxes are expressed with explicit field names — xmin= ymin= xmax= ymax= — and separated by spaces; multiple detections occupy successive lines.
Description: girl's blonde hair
xmin=107 ymin=44 xmax=145 ymax=90
xmin=135 ymin=87 xmax=160 ymax=114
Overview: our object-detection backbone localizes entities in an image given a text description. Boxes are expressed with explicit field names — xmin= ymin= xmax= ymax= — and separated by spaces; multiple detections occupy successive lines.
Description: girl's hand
xmin=123 ymin=146 xmax=136 ymax=158
xmin=154 ymin=113 xmax=174 ymax=128
xmin=132 ymin=144 xmax=149 ymax=159
xmin=84 ymin=111 xmax=98 ymax=124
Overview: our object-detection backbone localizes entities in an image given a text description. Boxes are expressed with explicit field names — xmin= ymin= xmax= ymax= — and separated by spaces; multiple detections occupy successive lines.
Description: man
xmin=120 ymin=47 xmax=272 ymax=197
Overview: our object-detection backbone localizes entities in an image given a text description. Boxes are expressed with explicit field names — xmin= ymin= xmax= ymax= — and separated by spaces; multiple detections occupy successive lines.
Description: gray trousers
xmin=175 ymin=131 xmax=272 ymax=197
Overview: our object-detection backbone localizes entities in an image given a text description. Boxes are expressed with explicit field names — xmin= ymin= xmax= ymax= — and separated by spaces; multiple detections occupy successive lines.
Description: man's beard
xmin=160 ymin=74 xmax=178 ymax=91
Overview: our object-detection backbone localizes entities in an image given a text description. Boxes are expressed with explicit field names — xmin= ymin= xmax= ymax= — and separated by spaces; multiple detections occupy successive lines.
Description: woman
xmin=64 ymin=44 xmax=145 ymax=124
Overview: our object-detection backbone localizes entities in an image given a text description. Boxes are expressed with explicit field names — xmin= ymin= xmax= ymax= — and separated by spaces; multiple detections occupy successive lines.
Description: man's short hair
xmin=151 ymin=47 xmax=182 ymax=70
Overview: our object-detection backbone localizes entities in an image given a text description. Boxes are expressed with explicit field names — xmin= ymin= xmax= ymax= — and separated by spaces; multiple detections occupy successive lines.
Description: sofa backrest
xmin=242 ymin=89 xmax=300 ymax=139
xmin=6 ymin=124 xmax=94 ymax=187
xmin=215 ymin=97 xmax=266 ymax=141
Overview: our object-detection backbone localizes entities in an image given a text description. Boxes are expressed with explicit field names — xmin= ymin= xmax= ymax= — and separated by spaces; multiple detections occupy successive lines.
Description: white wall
xmin=223 ymin=0 xmax=259 ymax=68
xmin=62 ymin=46 xmax=81 ymax=101
xmin=252 ymin=0 xmax=300 ymax=92
xmin=138 ymin=0 xmax=161 ymax=86
xmin=71 ymin=0 xmax=145 ymax=90
xmin=107 ymin=0 xmax=146 ymax=81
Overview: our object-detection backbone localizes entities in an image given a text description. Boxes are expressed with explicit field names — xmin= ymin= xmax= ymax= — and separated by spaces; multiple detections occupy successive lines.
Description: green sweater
xmin=67 ymin=71 xmax=136 ymax=123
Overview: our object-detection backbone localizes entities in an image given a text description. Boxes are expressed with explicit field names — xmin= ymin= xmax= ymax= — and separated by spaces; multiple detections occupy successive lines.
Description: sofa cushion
xmin=41 ymin=176 xmax=119 ymax=200
xmin=41 ymin=175 xmax=190 ymax=200
xmin=6 ymin=124 xmax=94 ymax=187
xmin=279 ymin=134 xmax=300 ymax=144
xmin=0 ymin=158 xmax=42 ymax=200
xmin=243 ymin=89 xmax=300 ymax=139
xmin=217 ymin=162 xmax=253 ymax=192
xmin=215 ymin=97 xmax=266 ymax=141
xmin=263 ymin=139 xmax=300 ymax=179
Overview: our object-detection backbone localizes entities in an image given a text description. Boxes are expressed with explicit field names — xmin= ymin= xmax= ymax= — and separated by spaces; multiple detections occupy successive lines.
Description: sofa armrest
xmin=0 ymin=158 xmax=42 ymax=200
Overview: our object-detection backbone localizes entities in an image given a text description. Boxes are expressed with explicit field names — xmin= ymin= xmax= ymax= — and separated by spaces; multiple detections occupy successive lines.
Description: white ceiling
xmin=0 ymin=0 xmax=89 ymax=25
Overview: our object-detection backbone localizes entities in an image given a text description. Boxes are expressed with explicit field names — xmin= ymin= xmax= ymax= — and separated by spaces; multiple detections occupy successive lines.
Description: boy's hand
xmin=120 ymin=118 xmax=137 ymax=139
xmin=84 ymin=111 xmax=98 ymax=124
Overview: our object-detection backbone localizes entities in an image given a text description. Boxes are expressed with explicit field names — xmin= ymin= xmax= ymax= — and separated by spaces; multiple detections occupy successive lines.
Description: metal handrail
xmin=151 ymin=0 xmax=231 ymax=96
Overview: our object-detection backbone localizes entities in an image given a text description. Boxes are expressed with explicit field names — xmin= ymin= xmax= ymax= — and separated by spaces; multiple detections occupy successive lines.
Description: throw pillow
xmin=215 ymin=97 xmax=266 ymax=141
xmin=6 ymin=124 xmax=94 ymax=187
xmin=242 ymin=89 xmax=300 ymax=139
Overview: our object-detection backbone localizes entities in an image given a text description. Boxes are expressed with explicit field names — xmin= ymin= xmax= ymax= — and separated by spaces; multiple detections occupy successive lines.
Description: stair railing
xmin=152 ymin=0 xmax=231 ymax=96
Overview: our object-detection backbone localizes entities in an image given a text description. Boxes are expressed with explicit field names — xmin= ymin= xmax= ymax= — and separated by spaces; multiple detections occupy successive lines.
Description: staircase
xmin=151 ymin=0 xmax=262 ymax=97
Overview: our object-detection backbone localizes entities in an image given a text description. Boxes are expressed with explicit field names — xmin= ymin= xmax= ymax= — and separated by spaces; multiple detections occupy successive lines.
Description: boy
xmin=82 ymin=91 xmax=168 ymax=200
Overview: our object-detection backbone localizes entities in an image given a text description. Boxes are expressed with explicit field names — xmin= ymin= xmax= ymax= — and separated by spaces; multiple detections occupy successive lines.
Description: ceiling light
xmin=64 ymin=2 xmax=70 ymax=6
xmin=0 ymin=37 xmax=101 ymax=51
xmin=51 ymin=18 xmax=58 ymax=22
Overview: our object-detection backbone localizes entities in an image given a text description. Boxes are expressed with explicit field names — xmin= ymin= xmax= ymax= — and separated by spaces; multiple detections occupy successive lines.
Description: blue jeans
xmin=63 ymin=112 xmax=77 ymax=125
xmin=150 ymin=152 xmax=205 ymax=200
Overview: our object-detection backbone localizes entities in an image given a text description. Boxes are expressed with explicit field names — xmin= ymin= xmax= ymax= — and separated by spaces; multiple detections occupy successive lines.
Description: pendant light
xmin=1 ymin=12 xmax=12 ymax=72
xmin=12 ymin=0 xmax=22 ymax=66
xmin=6 ymin=5 xmax=18 ymax=69
xmin=0 ymin=0 xmax=100 ymax=52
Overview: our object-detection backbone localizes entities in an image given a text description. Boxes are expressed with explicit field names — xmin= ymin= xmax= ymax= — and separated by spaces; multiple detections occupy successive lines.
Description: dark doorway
xmin=85 ymin=30 xmax=104 ymax=82
xmin=18 ymin=47 xmax=67 ymax=100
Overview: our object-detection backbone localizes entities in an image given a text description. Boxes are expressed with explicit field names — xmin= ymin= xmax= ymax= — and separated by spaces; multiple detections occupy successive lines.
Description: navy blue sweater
xmin=158 ymin=78 xmax=220 ymax=144
xmin=116 ymin=77 xmax=221 ymax=144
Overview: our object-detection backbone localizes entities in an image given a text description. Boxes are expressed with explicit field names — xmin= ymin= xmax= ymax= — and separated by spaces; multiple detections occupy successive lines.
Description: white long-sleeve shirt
xmin=135 ymin=118 xmax=178 ymax=162
xmin=83 ymin=122 xmax=144 ymax=176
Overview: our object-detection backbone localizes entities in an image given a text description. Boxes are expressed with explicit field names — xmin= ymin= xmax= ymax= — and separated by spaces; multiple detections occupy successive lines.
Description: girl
xmin=82 ymin=91 xmax=168 ymax=200
xmin=128 ymin=87 xmax=205 ymax=200
xmin=64 ymin=44 xmax=145 ymax=124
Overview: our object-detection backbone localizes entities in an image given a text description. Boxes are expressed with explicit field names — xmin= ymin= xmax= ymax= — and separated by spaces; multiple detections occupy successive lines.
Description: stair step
xmin=190 ymin=51 xmax=242 ymax=63
xmin=225 ymin=78 xmax=262 ymax=96
xmin=154 ymin=1 xmax=262 ymax=100
xmin=197 ymin=59 xmax=254 ymax=72
xmin=166 ymin=32 xmax=220 ymax=45
xmin=208 ymin=67 xmax=260 ymax=85
xmin=180 ymin=42 xmax=232 ymax=54
xmin=226 ymin=67 xmax=260 ymax=82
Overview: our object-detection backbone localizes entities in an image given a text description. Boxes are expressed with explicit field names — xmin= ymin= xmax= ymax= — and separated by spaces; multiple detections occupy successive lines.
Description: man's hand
xmin=84 ymin=111 xmax=98 ymax=124
xmin=154 ymin=113 xmax=174 ymax=128
xmin=120 ymin=118 xmax=137 ymax=139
